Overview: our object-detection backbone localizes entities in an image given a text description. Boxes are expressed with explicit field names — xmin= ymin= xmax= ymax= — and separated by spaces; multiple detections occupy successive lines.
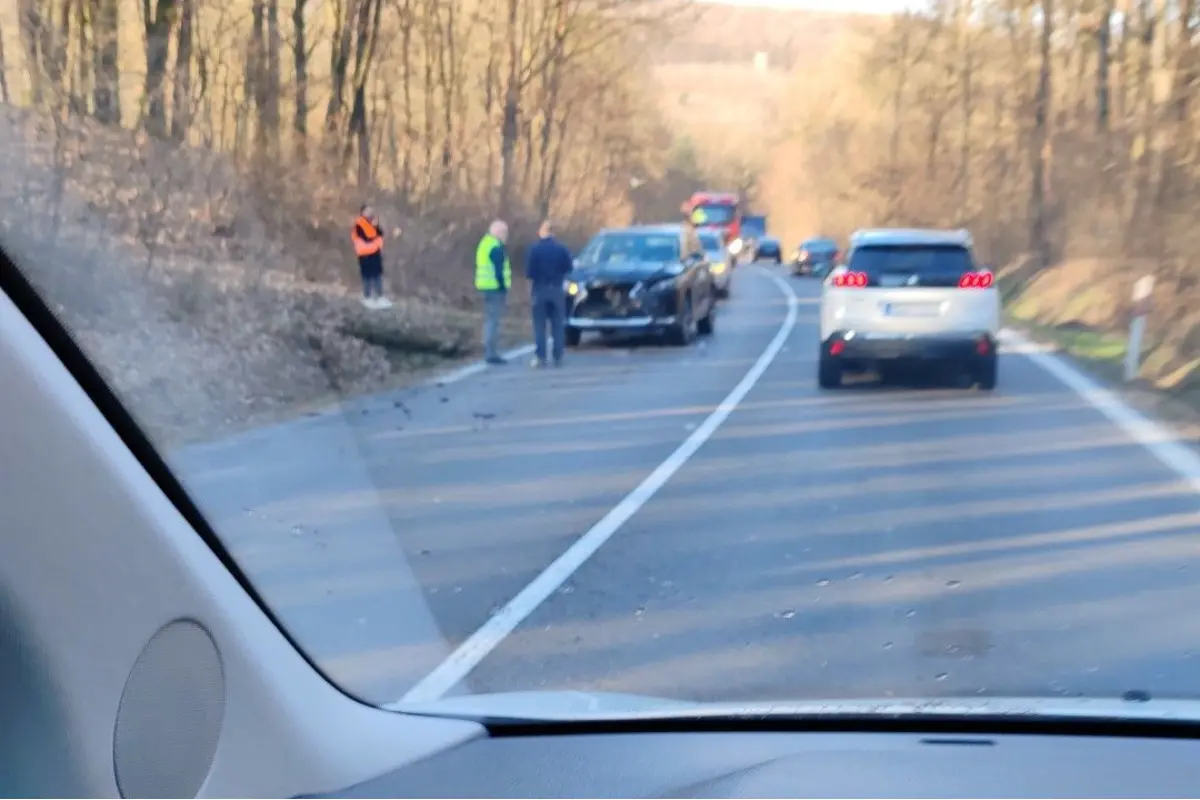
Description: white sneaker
xmin=360 ymin=297 xmax=376 ymax=309
xmin=375 ymin=296 xmax=394 ymax=309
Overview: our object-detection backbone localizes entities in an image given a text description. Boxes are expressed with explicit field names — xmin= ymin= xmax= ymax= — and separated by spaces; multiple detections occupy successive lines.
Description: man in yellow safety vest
xmin=475 ymin=219 xmax=513 ymax=365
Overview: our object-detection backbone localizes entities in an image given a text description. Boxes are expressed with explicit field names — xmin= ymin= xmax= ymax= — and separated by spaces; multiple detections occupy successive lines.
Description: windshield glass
xmin=803 ymin=238 xmax=838 ymax=255
xmin=580 ymin=232 xmax=680 ymax=264
xmin=690 ymin=204 xmax=737 ymax=225
xmin=4 ymin=0 xmax=1200 ymax=725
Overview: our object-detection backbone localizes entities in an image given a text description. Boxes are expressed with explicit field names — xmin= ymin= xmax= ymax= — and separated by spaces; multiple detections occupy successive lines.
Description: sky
xmin=697 ymin=0 xmax=919 ymax=13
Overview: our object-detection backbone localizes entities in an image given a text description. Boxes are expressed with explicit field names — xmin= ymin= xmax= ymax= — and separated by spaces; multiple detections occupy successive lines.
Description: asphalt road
xmin=175 ymin=264 xmax=1200 ymax=708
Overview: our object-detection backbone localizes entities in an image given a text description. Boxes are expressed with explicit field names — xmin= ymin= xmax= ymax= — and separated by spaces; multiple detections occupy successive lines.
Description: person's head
xmin=360 ymin=204 xmax=374 ymax=221
xmin=489 ymin=219 xmax=508 ymax=243
xmin=538 ymin=219 xmax=554 ymax=239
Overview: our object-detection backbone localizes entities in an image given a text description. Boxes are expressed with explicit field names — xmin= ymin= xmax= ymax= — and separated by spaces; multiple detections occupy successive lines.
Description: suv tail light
xmin=833 ymin=271 xmax=868 ymax=287
xmin=959 ymin=270 xmax=995 ymax=289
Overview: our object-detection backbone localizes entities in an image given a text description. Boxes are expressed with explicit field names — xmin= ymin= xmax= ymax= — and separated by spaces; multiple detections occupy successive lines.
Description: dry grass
xmin=0 ymin=104 xmax=528 ymax=447
xmin=1005 ymin=258 xmax=1200 ymax=399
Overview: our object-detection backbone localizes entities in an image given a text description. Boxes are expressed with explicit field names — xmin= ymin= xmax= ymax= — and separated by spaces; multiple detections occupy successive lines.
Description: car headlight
xmin=728 ymin=239 xmax=743 ymax=255
xmin=565 ymin=280 xmax=584 ymax=297
xmin=711 ymin=262 xmax=726 ymax=274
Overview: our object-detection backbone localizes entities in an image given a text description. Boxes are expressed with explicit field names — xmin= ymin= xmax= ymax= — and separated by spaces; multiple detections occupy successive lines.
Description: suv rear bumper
xmin=823 ymin=330 xmax=996 ymax=365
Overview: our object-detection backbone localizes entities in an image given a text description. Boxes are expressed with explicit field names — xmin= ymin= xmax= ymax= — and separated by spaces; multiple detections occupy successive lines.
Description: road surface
xmin=175 ymin=265 xmax=1200 ymax=709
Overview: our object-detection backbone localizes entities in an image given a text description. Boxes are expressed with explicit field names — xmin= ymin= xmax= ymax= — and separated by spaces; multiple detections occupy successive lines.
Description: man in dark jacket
xmin=524 ymin=219 xmax=574 ymax=368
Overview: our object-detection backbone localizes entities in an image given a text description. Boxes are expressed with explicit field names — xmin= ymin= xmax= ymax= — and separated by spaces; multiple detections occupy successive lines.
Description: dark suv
xmin=791 ymin=237 xmax=839 ymax=277
xmin=753 ymin=236 xmax=783 ymax=263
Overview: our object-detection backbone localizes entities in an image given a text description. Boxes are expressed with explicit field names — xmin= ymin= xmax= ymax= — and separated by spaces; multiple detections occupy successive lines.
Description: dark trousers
xmin=531 ymin=285 xmax=567 ymax=363
xmin=358 ymin=253 xmax=383 ymax=297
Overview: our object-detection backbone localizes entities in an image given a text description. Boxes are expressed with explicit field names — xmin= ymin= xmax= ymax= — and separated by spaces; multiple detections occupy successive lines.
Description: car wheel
xmin=670 ymin=296 xmax=697 ymax=346
xmin=697 ymin=296 xmax=716 ymax=335
xmin=818 ymin=352 xmax=842 ymax=389
xmin=565 ymin=326 xmax=582 ymax=348
xmin=974 ymin=354 xmax=998 ymax=390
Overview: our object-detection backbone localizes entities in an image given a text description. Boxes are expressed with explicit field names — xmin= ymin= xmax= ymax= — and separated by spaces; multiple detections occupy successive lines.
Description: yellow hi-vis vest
xmin=475 ymin=233 xmax=512 ymax=291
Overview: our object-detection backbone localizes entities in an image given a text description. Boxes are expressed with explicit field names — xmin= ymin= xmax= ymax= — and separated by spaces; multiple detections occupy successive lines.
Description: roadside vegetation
xmin=6 ymin=0 xmax=1189 ymax=443
xmin=0 ymin=0 xmax=711 ymax=444
xmin=760 ymin=0 xmax=1200 ymax=410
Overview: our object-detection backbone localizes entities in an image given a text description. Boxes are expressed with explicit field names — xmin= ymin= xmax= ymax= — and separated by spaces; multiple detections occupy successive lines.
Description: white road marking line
xmin=429 ymin=344 xmax=537 ymax=386
xmin=393 ymin=267 xmax=800 ymax=704
xmin=1000 ymin=327 xmax=1200 ymax=493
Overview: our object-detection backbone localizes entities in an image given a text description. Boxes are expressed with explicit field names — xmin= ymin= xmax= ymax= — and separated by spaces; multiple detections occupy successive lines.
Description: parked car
xmin=565 ymin=224 xmax=718 ymax=347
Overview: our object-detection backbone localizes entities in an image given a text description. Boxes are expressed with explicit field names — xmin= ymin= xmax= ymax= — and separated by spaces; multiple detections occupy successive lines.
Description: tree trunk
xmin=292 ymin=0 xmax=309 ymax=162
xmin=90 ymin=0 xmax=119 ymax=124
xmin=1029 ymin=0 xmax=1054 ymax=264
xmin=171 ymin=0 xmax=194 ymax=141
xmin=141 ymin=0 xmax=177 ymax=137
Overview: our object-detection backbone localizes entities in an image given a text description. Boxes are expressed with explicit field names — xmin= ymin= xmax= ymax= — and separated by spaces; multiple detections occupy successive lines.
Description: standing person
xmin=524 ymin=219 xmax=574 ymax=368
xmin=351 ymin=205 xmax=393 ymax=309
xmin=475 ymin=219 xmax=512 ymax=365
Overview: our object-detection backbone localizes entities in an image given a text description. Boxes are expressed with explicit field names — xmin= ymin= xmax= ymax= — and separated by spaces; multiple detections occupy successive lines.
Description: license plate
xmin=882 ymin=302 xmax=939 ymax=317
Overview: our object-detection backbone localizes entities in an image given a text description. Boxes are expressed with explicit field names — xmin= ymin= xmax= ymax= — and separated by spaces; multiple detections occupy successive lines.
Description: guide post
xmin=1125 ymin=274 xmax=1155 ymax=382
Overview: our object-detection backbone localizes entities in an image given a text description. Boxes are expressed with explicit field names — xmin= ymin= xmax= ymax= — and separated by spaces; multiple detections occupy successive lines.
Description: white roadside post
xmin=1125 ymin=274 xmax=1155 ymax=382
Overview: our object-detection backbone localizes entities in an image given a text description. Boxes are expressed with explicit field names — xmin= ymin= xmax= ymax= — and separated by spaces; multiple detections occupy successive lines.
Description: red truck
xmin=682 ymin=191 xmax=741 ymax=246
xmin=681 ymin=191 xmax=764 ymax=260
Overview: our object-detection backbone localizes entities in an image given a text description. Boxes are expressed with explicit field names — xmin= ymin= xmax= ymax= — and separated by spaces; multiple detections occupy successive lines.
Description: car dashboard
xmin=315 ymin=719 xmax=1200 ymax=798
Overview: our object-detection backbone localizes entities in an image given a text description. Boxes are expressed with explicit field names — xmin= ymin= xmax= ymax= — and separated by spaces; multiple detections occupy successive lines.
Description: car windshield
xmin=4 ymin=0 xmax=1200 ymax=729
xmin=803 ymin=239 xmax=838 ymax=255
xmin=580 ymin=232 xmax=680 ymax=264
xmin=690 ymin=204 xmax=737 ymax=225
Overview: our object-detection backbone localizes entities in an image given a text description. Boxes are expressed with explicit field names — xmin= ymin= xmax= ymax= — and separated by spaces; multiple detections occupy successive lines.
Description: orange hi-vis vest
xmin=352 ymin=216 xmax=383 ymax=257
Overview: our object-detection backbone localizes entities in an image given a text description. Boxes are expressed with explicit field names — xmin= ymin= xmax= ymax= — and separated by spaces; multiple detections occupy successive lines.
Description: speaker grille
xmin=113 ymin=619 xmax=225 ymax=799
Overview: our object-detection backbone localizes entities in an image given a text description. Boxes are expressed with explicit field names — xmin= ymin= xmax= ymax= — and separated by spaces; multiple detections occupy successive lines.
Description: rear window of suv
xmin=847 ymin=243 xmax=976 ymax=288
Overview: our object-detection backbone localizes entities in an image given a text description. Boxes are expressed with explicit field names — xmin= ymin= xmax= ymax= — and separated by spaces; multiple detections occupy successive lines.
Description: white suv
xmin=818 ymin=228 xmax=1000 ymax=390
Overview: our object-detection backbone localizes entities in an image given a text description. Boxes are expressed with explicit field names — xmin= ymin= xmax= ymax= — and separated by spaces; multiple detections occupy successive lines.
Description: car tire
xmin=671 ymin=296 xmax=697 ymax=346
xmin=974 ymin=354 xmax=998 ymax=391
xmin=818 ymin=353 xmax=842 ymax=389
xmin=697 ymin=297 xmax=716 ymax=335
xmin=565 ymin=326 xmax=582 ymax=348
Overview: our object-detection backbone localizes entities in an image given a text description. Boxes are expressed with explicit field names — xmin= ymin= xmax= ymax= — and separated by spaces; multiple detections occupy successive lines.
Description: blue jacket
xmin=525 ymin=236 xmax=574 ymax=292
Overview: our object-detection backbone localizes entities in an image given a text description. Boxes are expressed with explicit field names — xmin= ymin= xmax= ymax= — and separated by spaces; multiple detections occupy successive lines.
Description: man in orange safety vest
xmin=351 ymin=205 xmax=394 ymax=309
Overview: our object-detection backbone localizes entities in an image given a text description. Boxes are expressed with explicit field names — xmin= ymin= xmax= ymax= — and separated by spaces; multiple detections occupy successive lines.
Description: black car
xmin=791 ymin=236 xmax=840 ymax=277
xmin=565 ymin=225 xmax=718 ymax=347
xmin=752 ymin=236 xmax=783 ymax=263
